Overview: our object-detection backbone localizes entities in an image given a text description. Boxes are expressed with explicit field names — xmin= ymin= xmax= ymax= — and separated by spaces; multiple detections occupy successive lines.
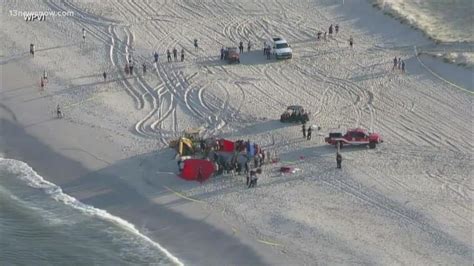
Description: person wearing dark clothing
xmin=173 ymin=48 xmax=178 ymax=61
xmin=181 ymin=49 xmax=185 ymax=62
xmin=317 ymin=31 xmax=322 ymax=40
xmin=254 ymin=156 xmax=259 ymax=168
xmin=142 ymin=63 xmax=146 ymax=74
xmin=30 ymin=43 xmax=35 ymax=56
xmin=129 ymin=61 xmax=134 ymax=75
xmin=220 ymin=47 xmax=225 ymax=60
xmin=266 ymin=46 xmax=271 ymax=59
xmin=103 ymin=71 xmax=107 ymax=81
xmin=167 ymin=49 xmax=171 ymax=62
xmin=349 ymin=36 xmax=353 ymax=48
xmin=393 ymin=57 xmax=398 ymax=71
xmin=307 ymin=126 xmax=312 ymax=140
xmin=247 ymin=41 xmax=251 ymax=52
xmin=244 ymin=161 xmax=250 ymax=174
xmin=246 ymin=171 xmax=252 ymax=186
xmin=401 ymin=60 xmax=406 ymax=73
xmin=335 ymin=24 xmax=339 ymax=34
xmin=56 ymin=104 xmax=62 ymax=118
xmin=197 ymin=167 xmax=205 ymax=183
xmin=194 ymin=39 xmax=198 ymax=50
xmin=336 ymin=152 xmax=342 ymax=169
xmin=248 ymin=171 xmax=258 ymax=188
xmin=329 ymin=24 xmax=333 ymax=35
xmin=302 ymin=124 xmax=306 ymax=138
xmin=154 ymin=52 xmax=159 ymax=63
xmin=239 ymin=41 xmax=244 ymax=53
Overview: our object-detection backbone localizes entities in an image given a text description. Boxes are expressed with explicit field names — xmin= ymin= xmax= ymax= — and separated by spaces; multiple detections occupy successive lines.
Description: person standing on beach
xmin=43 ymin=70 xmax=48 ymax=82
xmin=221 ymin=46 xmax=225 ymax=60
xmin=128 ymin=59 xmax=133 ymax=75
xmin=167 ymin=49 xmax=171 ymax=62
xmin=317 ymin=31 xmax=322 ymax=40
xmin=336 ymin=152 xmax=342 ymax=169
xmin=307 ymin=126 xmax=312 ymax=140
xmin=194 ymin=39 xmax=199 ymax=50
xmin=302 ymin=123 xmax=306 ymax=138
xmin=82 ymin=28 xmax=86 ymax=42
xmin=103 ymin=71 xmax=107 ymax=81
xmin=173 ymin=48 xmax=178 ymax=61
xmin=154 ymin=51 xmax=159 ymax=63
xmin=56 ymin=104 xmax=62 ymax=118
xmin=398 ymin=57 xmax=401 ymax=69
xmin=247 ymin=40 xmax=252 ymax=52
xmin=401 ymin=60 xmax=406 ymax=73
xmin=142 ymin=63 xmax=147 ymax=74
xmin=349 ymin=36 xmax=353 ymax=48
xmin=335 ymin=24 xmax=339 ymax=34
xmin=40 ymin=77 xmax=45 ymax=91
xmin=30 ymin=43 xmax=35 ymax=56
xmin=181 ymin=48 xmax=185 ymax=62
xmin=392 ymin=57 xmax=398 ymax=71
xmin=239 ymin=41 xmax=244 ymax=53
xmin=329 ymin=24 xmax=333 ymax=36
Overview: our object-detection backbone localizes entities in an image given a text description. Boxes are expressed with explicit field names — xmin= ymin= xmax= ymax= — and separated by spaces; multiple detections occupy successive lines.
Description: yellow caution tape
xmin=257 ymin=239 xmax=283 ymax=247
xmin=163 ymin=185 xmax=205 ymax=204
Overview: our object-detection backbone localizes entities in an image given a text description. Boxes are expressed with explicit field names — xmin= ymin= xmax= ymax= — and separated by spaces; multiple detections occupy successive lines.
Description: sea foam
xmin=0 ymin=158 xmax=184 ymax=266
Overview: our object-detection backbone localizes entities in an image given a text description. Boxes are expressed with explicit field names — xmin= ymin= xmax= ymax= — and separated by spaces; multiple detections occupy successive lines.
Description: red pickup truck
xmin=325 ymin=128 xmax=383 ymax=149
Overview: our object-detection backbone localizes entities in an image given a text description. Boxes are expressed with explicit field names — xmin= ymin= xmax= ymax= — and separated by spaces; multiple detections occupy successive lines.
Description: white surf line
xmin=414 ymin=46 xmax=473 ymax=94
xmin=3 ymin=159 xmax=183 ymax=266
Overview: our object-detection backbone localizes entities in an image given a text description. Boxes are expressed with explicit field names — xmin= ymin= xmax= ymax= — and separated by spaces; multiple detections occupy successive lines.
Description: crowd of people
xmin=392 ymin=57 xmax=406 ymax=73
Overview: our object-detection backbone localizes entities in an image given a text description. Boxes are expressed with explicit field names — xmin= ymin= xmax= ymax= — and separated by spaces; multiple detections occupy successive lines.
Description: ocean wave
xmin=0 ymin=158 xmax=184 ymax=266
xmin=370 ymin=0 xmax=473 ymax=43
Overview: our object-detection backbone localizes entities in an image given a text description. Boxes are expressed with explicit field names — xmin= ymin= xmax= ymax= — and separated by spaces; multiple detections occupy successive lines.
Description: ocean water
xmin=0 ymin=158 xmax=182 ymax=266
xmin=371 ymin=0 xmax=474 ymax=42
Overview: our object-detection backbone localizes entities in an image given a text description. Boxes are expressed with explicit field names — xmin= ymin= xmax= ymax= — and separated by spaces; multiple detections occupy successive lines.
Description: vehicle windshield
xmin=276 ymin=43 xmax=289 ymax=49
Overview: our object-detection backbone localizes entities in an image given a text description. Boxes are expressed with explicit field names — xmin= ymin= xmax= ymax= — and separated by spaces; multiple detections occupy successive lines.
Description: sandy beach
xmin=1 ymin=0 xmax=472 ymax=265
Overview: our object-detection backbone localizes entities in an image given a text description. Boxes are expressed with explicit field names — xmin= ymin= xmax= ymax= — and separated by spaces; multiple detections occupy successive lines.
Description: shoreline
xmin=0 ymin=53 xmax=290 ymax=266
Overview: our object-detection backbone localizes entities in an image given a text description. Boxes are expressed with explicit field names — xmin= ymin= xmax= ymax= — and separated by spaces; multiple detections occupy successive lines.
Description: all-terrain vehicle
xmin=280 ymin=105 xmax=309 ymax=124
xmin=325 ymin=128 xmax=383 ymax=149
xmin=224 ymin=47 xmax=240 ymax=63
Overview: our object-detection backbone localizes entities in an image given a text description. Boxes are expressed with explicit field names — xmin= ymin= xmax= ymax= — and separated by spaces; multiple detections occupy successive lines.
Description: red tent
xmin=180 ymin=159 xmax=215 ymax=182
xmin=218 ymin=139 xmax=235 ymax=152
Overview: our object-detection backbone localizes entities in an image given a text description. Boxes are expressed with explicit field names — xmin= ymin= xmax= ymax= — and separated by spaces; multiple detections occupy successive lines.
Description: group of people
xmin=238 ymin=41 xmax=252 ymax=53
xmin=209 ymin=139 xmax=266 ymax=188
xmin=167 ymin=48 xmax=185 ymax=62
xmin=392 ymin=57 xmax=406 ymax=73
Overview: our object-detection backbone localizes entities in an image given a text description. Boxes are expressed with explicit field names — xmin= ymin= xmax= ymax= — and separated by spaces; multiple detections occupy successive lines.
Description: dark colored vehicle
xmin=280 ymin=105 xmax=309 ymax=124
xmin=325 ymin=128 xmax=383 ymax=149
xmin=224 ymin=47 xmax=240 ymax=63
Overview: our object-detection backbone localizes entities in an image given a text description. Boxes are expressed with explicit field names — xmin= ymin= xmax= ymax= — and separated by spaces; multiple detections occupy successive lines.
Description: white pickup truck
xmin=272 ymin=37 xmax=293 ymax=59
